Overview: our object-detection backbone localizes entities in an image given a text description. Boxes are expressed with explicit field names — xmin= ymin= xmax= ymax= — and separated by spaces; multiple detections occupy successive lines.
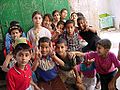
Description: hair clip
xmin=10 ymin=26 xmax=20 ymax=30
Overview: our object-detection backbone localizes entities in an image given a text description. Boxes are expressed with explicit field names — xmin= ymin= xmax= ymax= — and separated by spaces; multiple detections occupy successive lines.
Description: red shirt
xmin=6 ymin=64 xmax=32 ymax=90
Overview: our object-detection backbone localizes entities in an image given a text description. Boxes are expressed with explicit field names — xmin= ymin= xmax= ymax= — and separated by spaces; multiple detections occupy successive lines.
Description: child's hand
xmin=34 ymin=84 xmax=41 ymax=90
xmin=34 ymin=47 xmax=42 ymax=60
xmin=49 ymin=43 xmax=56 ymax=57
xmin=55 ymin=29 xmax=61 ymax=35
xmin=68 ymin=52 xmax=76 ymax=59
xmin=85 ymin=58 xmax=95 ymax=65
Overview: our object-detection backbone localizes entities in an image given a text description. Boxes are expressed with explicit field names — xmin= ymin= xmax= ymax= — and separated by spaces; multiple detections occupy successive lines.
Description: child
xmin=75 ymin=58 xmax=96 ymax=90
xmin=61 ymin=20 xmax=87 ymax=64
xmin=55 ymin=38 xmax=84 ymax=90
xmin=60 ymin=8 xmax=68 ymax=22
xmin=2 ymin=23 xmax=27 ymax=72
xmin=42 ymin=13 xmax=54 ymax=33
xmin=52 ymin=10 xmax=60 ymax=28
xmin=72 ymin=39 xmax=120 ymax=90
xmin=5 ymin=21 xmax=26 ymax=54
xmin=52 ymin=20 xmax=65 ymax=42
xmin=62 ymin=19 xmax=87 ymax=52
xmin=77 ymin=16 xmax=101 ymax=52
xmin=27 ymin=11 xmax=51 ymax=47
xmin=70 ymin=12 xmax=78 ymax=27
xmin=32 ymin=37 xmax=67 ymax=90
xmin=6 ymin=43 xmax=40 ymax=90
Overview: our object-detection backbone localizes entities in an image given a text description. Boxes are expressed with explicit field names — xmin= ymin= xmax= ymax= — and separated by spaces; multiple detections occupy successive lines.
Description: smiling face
xmin=42 ymin=16 xmax=52 ymax=28
xmin=15 ymin=50 xmax=31 ymax=66
xmin=32 ymin=14 xmax=42 ymax=26
xmin=55 ymin=43 xmax=67 ymax=56
xmin=77 ymin=19 xmax=88 ymax=30
xmin=96 ymin=44 xmax=109 ymax=57
xmin=39 ymin=42 xmax=50 ymax=57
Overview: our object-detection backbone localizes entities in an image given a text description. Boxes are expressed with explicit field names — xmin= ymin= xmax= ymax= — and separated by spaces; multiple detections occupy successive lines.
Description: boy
xmin=32 ymin=37 xmax=67 ymax=90
xmin=72 ymin=39 xmax=120 ymax=90
xmin=6 ymin=43 xmax=40 ymax=90
xmin=55 ymin=38 xmax=84 ymax=90
xmin=61 ymin=20 xmax=87 ymax=64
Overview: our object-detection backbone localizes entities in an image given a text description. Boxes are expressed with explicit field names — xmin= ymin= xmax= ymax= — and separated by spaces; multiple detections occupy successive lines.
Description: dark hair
xmin=60 ymin=8 xmax=67 ymax=14
xmin=10 ymin=21 xmax=20 ymax=26
xmin=13 ymin=43 xmax=31 ymax=55
xmin=77 ymin=16 xmax=86 ymax=22
xmin=65 ymin=19 xmax=75 ymax=27
xmin=38 ymin=37 xmax=51 ymax=48
xmin=57 ymin=20 xmax=65 ymax=27
xmin=71 ymin=12 xmax=77 ymax=16
xmin=32 ymin=11 xmax=43 ymax=19
xmin=43 ymin=13 xmax=53 ymax=22
xmin=8 ymin=25 xmax=23 ymax=35
xmin=52 ymin=10 xmax=60 ymax=16
xmin=55 ymin=38 xmax=67 ymax=46
xmin=76 ymin=12 xmax=84 ymax=17
xmin=96 ymin=39 xmax=111 ymax=49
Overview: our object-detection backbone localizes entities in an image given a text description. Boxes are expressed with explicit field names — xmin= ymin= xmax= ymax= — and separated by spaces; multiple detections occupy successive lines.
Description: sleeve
xmin=85 ymin=51 xmax=95 ymax=60
xmin=5 ymin=33 xmax=11 ymax=54
xmin=22 ymin=32 xmax=26 ymax=37
xmin=111 ymin=53 xmax=120 ymax=68
xmin=6 ymin=71 xmax=15 ymax=90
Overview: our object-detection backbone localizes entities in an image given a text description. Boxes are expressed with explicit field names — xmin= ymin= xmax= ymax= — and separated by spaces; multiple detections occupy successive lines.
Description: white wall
xmin=69 ymin=0 xmax=99 ymax=29
xmin=69 ymin=0 xmax=120 ymax=29
xmin=109 ymin=0 xmax=120 ymax=29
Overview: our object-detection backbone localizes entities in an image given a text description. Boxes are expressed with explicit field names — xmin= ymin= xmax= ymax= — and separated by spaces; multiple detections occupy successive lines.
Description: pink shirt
xmin=85 ymin=51 xmax=120 ymax=74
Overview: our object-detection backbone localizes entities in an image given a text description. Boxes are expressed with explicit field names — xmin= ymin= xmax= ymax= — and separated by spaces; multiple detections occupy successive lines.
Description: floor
xmin=99 ymin=29 xmax=120 ymax=90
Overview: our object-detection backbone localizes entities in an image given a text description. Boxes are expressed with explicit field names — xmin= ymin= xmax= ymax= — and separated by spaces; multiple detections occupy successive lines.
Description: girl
xmin=42 ymin=13 xmax=54 ymax=33
xmin=77 ymin=16 xmax=100 ymax=52
xmin=52 ymin=10 xmax=60 ymax=28
xmin=60 ymin=8 xmax=68 ymax=22
xmin=70 ymin=12 xmax=78 ymax=27
xmin=27 ymin=11 xmax=51 ymax=47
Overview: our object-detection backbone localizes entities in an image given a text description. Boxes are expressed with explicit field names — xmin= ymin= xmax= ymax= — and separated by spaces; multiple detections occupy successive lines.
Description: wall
xmin=0 ymin=0 xmax=70 ymax=37
xmin=69 ymin=0 xmax=99 ymax=30
xmin=97 ymin=0 xmax=120 ymax=29
xmin=109 ymin=0 xmax=120 ymax=29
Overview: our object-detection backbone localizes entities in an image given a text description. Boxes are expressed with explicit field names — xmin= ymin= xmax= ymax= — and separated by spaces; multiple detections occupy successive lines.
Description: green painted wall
xmin=0 ymin=0 xmax=70 ymax=38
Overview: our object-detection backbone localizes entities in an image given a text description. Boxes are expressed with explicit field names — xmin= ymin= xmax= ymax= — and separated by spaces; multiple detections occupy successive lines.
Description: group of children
xmin=1 ymin=8 xmax=120 ymax=90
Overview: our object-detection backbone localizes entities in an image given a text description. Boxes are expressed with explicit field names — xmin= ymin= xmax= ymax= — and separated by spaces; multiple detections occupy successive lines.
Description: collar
xmin=13 ymin=64 xmax=28 ymax=74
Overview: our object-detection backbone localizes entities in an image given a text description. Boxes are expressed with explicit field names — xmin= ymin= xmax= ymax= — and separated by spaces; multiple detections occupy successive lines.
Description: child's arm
xmin=31 ymin=47 xmax=41 ymax=71
xmin=51 ymin=53 xmax=65 ymax=66
xmin=86 ymin=26 xmax=97 ymax=33
xmin=30 ymin=79 xmax=41 ymax=90
xmin=1 ymin=52 xmax=13 ymax=72
xmin=73 ymin=66 xmax=85 ymax=90
xmin=118 ymin=43 xmax=120 ymax=60
xmin=70 ymin=51 xmax=85 ymax=57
